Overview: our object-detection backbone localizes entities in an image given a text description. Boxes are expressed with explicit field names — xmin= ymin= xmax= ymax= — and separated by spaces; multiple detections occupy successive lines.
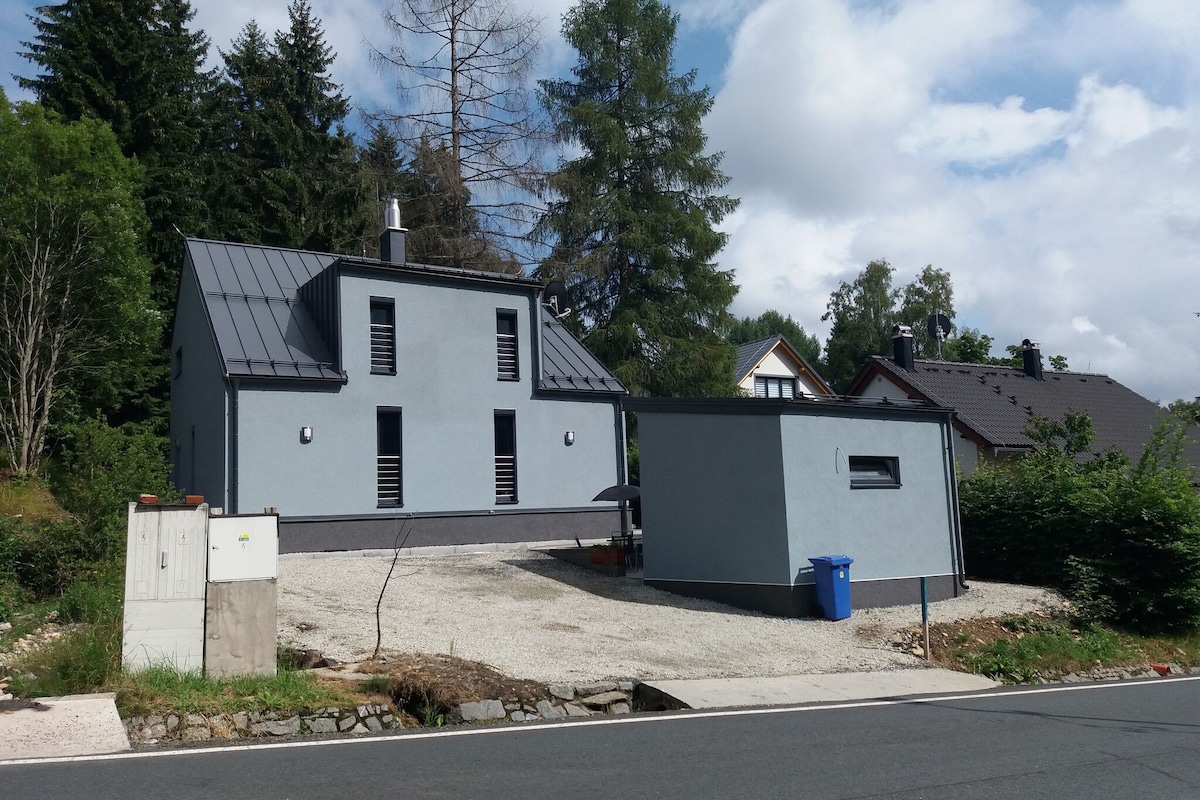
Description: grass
xmin=114 ymin=666 xmax=366 ymax=718
xmin=10 ymin=621 xmax=376 ymax=717
xmin=943 ymin=613 xmax=1200 ymax=684
xmin=0 ymin=473 xmax=70 ymax=522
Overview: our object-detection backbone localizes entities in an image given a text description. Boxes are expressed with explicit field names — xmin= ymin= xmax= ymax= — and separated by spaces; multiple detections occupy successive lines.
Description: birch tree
xmin=0 ymin=97 xmax=156 ymax=474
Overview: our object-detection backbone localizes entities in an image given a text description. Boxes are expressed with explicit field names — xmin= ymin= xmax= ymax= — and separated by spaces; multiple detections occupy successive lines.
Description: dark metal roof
xmin=539 ymin=317 xmax=626 ymax=394
xmin=734 ymin=335 xmax=782 ymax=383
xmin=855 ymin=356 xmax=1200 ymax=466
xmin=624 ymin=394 xmax=954 ymax=422
xmin=734 ymin=334 xmax=833 ymax=394
xmin=186 ymin=238 xmax=625 ymax=393
xmin=186 ymin=239 xmax=343 ymax=381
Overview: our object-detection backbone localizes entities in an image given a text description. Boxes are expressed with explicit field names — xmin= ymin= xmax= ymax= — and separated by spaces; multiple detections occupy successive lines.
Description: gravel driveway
xmin=278 ymin=550 xmax=1061 ymax=684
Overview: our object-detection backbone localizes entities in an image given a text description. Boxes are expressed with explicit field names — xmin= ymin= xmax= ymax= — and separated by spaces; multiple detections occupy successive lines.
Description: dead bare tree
xmin=373 ymin=516 xmax=415 ymax=660
xmin=370 ymin=0 xmax=547 ymax=267
xmin=0 ymin=107 xmax=156 ymax=475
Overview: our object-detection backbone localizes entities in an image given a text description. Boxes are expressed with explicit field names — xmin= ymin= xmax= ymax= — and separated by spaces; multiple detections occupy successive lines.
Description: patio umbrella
xmin=591 ymin=484 xmax=641 ymax=502
xmin=592 ymin=484 xmax=640 ymax=537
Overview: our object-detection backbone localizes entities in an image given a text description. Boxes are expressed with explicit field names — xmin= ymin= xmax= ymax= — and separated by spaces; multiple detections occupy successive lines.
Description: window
xmin=496 ymin=310 xmax=518 ymax=380
xmin=755 ymin=376 xmax=797 ymax=399
xmin=494 ymin=411 xmax=516 ymax=503
xmin=174 ymin=346 xmax=183 ymax=378
xmin=377 ymin=408 xmax=402 ymax=507
xmin=370 ymin=298 xmax=396 ymax=374
xmin=849 ymin=456 xmax=900 ymax=489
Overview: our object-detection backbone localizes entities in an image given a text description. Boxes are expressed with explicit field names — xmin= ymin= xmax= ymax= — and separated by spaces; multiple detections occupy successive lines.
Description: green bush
xmin=0 ymin=515 xmax=110 ymax=599
xmin=960 ymin=411 xmax=1200 ymax=632
xmin=52 ymin=418 xmax=177 ymax=560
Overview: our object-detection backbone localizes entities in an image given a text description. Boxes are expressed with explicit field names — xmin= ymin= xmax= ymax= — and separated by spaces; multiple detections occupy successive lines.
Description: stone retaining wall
xmin=457 ymin=680 xmax=638 ymax=723
xmin=125 ymin=704 xmax=398 ymax=744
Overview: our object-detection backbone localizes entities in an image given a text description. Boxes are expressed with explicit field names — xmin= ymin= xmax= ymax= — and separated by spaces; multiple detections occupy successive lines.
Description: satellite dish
xmin=927 ymin=313 xmax=952 ymax=340
xmin=543 ymin=280 xmax=572 ymax=320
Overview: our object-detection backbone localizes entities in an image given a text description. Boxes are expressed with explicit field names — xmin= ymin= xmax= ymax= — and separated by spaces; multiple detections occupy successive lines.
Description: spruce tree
xmin=19 ymin=0 xmax=212 ymax=429
xmin=536 ymin=0 xmax=740 ymax=397
xmin=210 ymin=2 xmax=359 ymax=253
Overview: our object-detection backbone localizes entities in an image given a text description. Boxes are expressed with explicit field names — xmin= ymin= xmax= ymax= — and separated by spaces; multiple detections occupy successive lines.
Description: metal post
xmin=921 ymin=576 xmax=930 ymax=660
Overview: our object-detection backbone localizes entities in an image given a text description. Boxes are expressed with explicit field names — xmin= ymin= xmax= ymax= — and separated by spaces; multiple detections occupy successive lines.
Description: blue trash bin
xmin=808 ymin=555 xmax=854 ymax=620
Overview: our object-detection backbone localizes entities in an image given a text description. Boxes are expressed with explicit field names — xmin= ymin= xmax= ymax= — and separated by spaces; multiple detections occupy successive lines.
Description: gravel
xmin=278 ymin=549 xmax=1062 ymax=684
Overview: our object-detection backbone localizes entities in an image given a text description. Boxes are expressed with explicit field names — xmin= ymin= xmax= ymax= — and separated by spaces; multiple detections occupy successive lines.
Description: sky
xmin=3 ymin=0 xmax=1200 ymax=404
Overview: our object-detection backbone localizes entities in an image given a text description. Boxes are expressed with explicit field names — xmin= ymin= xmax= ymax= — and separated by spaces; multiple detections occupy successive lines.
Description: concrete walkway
xmin=643 ymin=669 xmax=999 ymax=709
xmin=0 ymin=693 xmax=129 ymax=762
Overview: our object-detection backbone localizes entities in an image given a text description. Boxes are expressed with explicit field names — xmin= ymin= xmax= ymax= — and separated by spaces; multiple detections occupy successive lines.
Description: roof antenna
xmin=927 ymin=311 xmax=951 ymax=360
xmin=542 ymin=280 xmax=572 ymax=321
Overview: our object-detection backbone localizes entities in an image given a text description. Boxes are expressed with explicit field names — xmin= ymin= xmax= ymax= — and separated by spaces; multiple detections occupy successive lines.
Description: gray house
xmin=626 ymin=396 xmax=966 ymax=617
xmin=170 ymin=216 xmax=626 ymax=552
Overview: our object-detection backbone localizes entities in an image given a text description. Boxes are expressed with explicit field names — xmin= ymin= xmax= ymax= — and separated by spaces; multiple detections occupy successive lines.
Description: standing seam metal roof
xmin=185 ymin=238 xmax=624 ymax=393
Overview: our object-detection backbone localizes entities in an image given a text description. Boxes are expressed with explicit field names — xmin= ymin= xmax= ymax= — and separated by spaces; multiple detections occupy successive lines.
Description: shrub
xmin=960 ymin=411 xmax=1200 ymax=633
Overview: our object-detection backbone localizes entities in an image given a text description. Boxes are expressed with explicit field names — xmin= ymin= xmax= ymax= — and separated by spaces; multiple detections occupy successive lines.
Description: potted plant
xmin=589 ymin=543 xmax=625 ymax=565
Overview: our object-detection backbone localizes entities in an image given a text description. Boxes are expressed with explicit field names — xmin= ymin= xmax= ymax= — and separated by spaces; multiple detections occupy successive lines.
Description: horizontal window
xmin=849 ymin=456 xmax=900 ymax=489
xmin=755 ymin=376 xmax=796 ymax=399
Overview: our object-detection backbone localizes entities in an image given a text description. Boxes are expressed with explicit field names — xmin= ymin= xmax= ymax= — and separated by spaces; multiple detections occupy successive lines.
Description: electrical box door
xmin=207 ymin=514 xmax=278 ymax=582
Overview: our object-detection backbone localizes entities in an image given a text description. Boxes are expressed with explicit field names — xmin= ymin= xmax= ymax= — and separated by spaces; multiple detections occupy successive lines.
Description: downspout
xmin=944 ymin=411 xmax=969 ymax=591
xmin=615 ymin=402 xmax=629 ymax=534
xmin=229 ymin=377 xmax=240 ymax=515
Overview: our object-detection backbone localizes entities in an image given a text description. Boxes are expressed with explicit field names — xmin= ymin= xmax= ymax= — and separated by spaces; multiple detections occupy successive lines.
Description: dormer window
xmin=496 ymin=310 xmax=518 ymax=380
xmin=370 ymin=298 xmax=396 ymax=374
xmin=755 ymin=376 xmax=796 ymax=399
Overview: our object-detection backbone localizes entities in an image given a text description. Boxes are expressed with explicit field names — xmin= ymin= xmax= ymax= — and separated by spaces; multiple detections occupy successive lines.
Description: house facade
xmin=171 ymin=218 xmax=626 ymax=553
xmin=734 ymin=335 xmax=832 ymax=399
xmin=848 ymin=329 xmax=1200 ymax=475
xmin=627 ymin=396 xmax=966 ymax=617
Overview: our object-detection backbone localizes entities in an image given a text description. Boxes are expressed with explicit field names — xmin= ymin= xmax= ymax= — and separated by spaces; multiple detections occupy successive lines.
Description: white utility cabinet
xmin=204 ymin=512 xmax=279 ymax=678
xmin=122 ymin=502 xmax=209 ymax=672
xmin=207 ymin=515 xmax=279 ymax=581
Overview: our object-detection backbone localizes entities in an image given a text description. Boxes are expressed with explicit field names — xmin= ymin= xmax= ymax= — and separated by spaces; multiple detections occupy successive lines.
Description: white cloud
xmin=707 ymin=0 xmax=1200 ymax=402
xmin=898 ymin=96 xmax=1068 ymax=164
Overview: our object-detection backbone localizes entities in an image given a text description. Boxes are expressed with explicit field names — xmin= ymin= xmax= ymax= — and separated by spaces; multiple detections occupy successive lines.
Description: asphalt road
xmin=4 ymin=677 xmax=1198 ymax=799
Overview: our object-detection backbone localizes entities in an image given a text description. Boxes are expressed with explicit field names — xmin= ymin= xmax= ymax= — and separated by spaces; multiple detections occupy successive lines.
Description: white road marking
xmin=3 ymin=674 xmax=1197 ymax=767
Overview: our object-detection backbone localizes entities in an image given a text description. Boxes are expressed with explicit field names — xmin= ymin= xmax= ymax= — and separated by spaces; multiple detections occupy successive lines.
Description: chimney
xmin=1021 ymin=338 xmax=1043 ymax=380
xmin=379 ymin=197 xmax=406 ymax=264
xmin=892 ymin=324 xmax=914 ymax=371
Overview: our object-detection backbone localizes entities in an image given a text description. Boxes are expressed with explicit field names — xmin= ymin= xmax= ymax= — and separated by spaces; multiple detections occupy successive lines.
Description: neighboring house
xmin=170 ymin=208 xmax=627 ymax=553
xmin=847 ymin=328 xmax=1200 ymax=475
xmin=734 ymin=335 xmax=833 ymax=399
xmin=626 ymin=396 xmax=966 ymax=617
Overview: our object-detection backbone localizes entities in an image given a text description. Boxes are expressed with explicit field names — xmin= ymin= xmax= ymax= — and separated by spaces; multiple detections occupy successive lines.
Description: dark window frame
xmin=370 ymin=297 xmax=397 ymax=375
xmin=377 ymin=406 xmax=403 ymax=507
xmin=849 ymin=455 xmax=901 ymax=489
xmin=496 ymin=309 xmax=519 ymax=381
xmin=494 ymin=410 xmax=517 ymax=504
xmin=754 ymin=375 xmax=797 ymax=399
xmin=174 ymin=346 xmax=184 ymax=378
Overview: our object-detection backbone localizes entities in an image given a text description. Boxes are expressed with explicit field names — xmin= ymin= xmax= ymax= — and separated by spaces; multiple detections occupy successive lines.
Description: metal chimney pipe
xmin=380 ymin=197 xmax=406 ymax=264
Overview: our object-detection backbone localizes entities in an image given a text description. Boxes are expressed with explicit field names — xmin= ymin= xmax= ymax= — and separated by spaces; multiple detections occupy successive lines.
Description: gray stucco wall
xmin=639 ymin=412 xmax=791 ymax=585
xmin=169 ymin=261 xmax=228 ymax=507
xmin=858 ymin=372 xmax=980 ymax=474
xmin=233 ymin=271 xmax=621 ymax=519
xmin=778 ymin=413 xmax=960 ymax=584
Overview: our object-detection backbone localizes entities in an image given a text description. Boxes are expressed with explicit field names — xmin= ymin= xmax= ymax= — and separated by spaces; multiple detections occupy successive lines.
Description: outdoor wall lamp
xmin=300 ymin=426 xmax=314 ymax=444
xmin=564 ymin=431 xmax=575 ymax=446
